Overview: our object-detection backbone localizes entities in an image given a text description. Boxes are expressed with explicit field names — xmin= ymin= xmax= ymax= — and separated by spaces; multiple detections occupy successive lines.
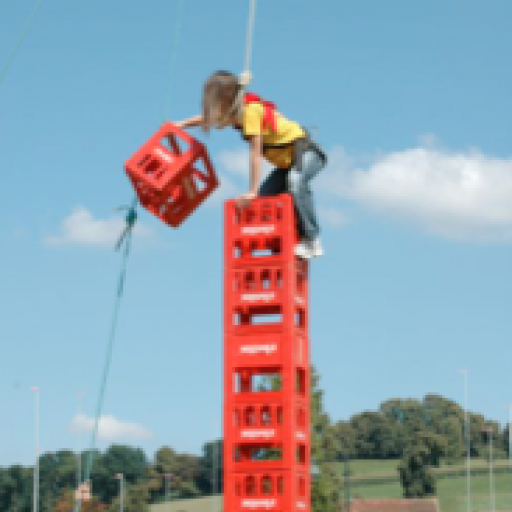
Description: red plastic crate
xmin=226 ymin=400 xmax=310 ymax=445
xmin=224 ymin=195 xmax=298 ymax=268
xmin=224 ymin=334 xmax=310 ymax=381
xmin=225 ymin=261 xmax=309 ymax=336
xmin=125 ymin=122 xmax=219 ymax=228
xmin=226 ymin=471 xmax=310 ymax=512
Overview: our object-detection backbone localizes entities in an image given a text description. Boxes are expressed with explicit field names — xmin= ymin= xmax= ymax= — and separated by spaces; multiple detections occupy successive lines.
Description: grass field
xmin=150 ymin=459 xmax=512 ymax=512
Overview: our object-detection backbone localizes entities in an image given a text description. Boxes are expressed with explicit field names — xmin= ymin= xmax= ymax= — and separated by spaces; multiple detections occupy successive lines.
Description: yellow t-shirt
xmin=242 ymin=102 xmax=305 ymax=169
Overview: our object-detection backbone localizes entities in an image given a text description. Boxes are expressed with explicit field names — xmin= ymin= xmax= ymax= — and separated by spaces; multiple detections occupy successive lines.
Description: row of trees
xmin=0 ymin=441 xmax=223 ymax=512
xmin=1 ymin=367 xmax=508 ymax=511
xmin=318 ymin=396 xmax=507 ymax=463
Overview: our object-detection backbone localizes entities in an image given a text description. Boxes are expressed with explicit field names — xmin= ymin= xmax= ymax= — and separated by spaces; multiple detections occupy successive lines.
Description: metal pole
xmin=77 ymin=392 xmax=83 ymax=487
xmin=509 ymin=406 xmax=512 ymax=486
xmin=459 ymin=369 xmax=471 ymax=512
xmin=489 ymin=430 xmax=495 ymax=512
xmin=482 ymin=428 xmax=495 ymax=512
xmin=212 ymin=440 xmax=217 ymax=512
xmin=344 ymin=454 xmax=351 ymax=512
xmin=116 ymin=473 xmax=124 ymax=512
xmin=31 ymin=387 xmax=40 ymax=512
xmin=164 ymin=473 xmax=172 ymax=511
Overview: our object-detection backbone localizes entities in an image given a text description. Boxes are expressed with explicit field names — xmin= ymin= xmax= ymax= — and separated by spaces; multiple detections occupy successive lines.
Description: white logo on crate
xmin=153 ymin=147 xmax=173 ymax=163
xmin=296 ymin=431 xmax=306 ymax=441
xmin=240 ymin=344 xmax=278 ymax=356
xmin=241 ymin=498 xmax=277 ymax=510
xmin=295 ymin=295 xmax=305 ymax=306
xmin=241 ymin=292 xmax=276 ymax=303
xmin=297 ymin=500 xmax=307 ymax=510
xmin=241 ymin=429 xmax=276 ymax=440
xmin=241 ymin=225 xmax=275 ymax=235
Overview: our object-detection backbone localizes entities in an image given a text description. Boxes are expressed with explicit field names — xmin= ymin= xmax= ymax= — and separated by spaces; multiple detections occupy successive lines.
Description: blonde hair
xmin=202 ymin=71 xmax=241 ymax=132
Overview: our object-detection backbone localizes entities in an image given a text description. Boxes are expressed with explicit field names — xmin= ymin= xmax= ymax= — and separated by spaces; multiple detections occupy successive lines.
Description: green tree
xmin=503 ymin=424 xmax=510 ymax=455
xmin=108 ymin=483 xmax=149 ymax=512
xmin=91 ymin=445 xmax=148 ymax=504
xmin=398 ymin=432 xmax=446 ymax=497
xmin=311 ymin=366 xmax=339 ymax=512
xmin=350 ymin=411 xmax=404 ymax=459
xmin=330 ymin=421 xmax=356 ymax=460
xmin=196 ymin=440 xmax=223 ymax=497
xmin=39 ymin=451 xmax=79 ymax=511
xmin=152 ymin=446 xmax=202 ymax=501
xmin=0 ymin=465 xmax=32 ymax=512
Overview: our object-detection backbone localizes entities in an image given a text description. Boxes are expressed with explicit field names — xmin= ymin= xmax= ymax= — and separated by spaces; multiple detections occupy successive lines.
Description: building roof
xmin=350 ymin=498 xmax=440 ymax=512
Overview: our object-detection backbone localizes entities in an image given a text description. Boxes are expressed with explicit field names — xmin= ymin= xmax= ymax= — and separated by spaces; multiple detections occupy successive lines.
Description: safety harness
xmin=244 ymin=92 xmax=278 ymax=131
xmin=237 ymin=92 xmax=327 ymax=171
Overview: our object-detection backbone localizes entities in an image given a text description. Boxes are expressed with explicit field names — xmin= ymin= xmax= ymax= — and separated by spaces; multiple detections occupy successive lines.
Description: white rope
xmin=243 ymin=0 xmax=257 ymax=79
xmin=218 ymin=0 xmax=257 ymax=127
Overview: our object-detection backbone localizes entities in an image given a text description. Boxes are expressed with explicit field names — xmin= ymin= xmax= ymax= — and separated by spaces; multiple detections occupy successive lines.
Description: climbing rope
xmin=72 ymin=200 xmax=138 ymax=512
xmin=243 ymin=0 xmax=257 ymax=81
xmin=222 ymin=0 xmax=258 ymax=125
xmin=0 ymin=0 xmax=45 ymax=87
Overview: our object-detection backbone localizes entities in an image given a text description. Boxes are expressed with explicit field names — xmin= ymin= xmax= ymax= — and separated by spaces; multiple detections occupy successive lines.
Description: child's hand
xmin=236 ymin=190 xmax=257 ymax=208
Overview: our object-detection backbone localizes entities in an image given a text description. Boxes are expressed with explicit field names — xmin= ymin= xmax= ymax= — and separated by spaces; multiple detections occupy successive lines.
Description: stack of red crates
xmin=223 ymin=194 xmax=311 ymax=512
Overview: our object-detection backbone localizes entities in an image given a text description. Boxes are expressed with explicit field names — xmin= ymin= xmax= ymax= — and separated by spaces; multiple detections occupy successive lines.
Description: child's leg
xmin=287 ymin=150 xmax=325 ymax=241
xmin=259 ymin=168 xmax=288 ymax=197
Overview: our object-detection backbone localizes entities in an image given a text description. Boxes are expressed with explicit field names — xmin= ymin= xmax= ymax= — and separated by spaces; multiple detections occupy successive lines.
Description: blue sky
xmin=1 ymin=0 xmax=512 ymax=466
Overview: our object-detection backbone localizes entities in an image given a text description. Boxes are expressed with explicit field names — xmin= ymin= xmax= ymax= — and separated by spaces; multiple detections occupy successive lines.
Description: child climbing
xmin=175 ymin=70 xmax=327 ymax=259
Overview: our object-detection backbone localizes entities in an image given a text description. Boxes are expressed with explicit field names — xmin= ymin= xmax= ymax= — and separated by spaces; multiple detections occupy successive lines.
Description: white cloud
xmin=70 ymin=413 xmax=152 ymax=441
xmin=45 ymin=207 xmax=152 ymax=247
xmin=319 ymin=144 xmax=512 ymax=242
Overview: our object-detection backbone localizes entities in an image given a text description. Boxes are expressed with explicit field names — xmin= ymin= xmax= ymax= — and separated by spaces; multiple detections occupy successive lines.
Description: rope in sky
xmin=72 ymin=202 xmax=138 ymax=512
xmin=243 ymin=0 xmax=257 ymax=77
xmin=0 ymin=0 xmax=45 ymax=87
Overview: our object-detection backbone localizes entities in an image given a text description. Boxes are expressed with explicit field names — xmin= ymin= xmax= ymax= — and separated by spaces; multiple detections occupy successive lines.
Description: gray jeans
xmin=259 ymin=149 xmax=325 ymax=241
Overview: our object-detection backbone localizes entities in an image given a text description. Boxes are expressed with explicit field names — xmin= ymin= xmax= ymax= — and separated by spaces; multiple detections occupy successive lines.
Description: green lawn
xmin=150 ymin=460 xmax=512 ymax=512
xmin=151 ymin=495 xmax=222 ymax=512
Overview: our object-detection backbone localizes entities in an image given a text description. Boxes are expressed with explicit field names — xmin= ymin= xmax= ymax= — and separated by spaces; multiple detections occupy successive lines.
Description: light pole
xmin=164 ymin=473 xmax=172 ymax=510
xmin=212 ymin=440 xmax=218 ymax=512
xmin=76 ymin=392 xmax=84 ymax=487
xmin=458 ymin=369 xmax=471 ymax=512
xmin=343 ymin=453 xmax=351 ymax=512
xmin=115 ymin=473 xmax=124 ymax=512
xmin=482 ymin=428 xmax=496 ymax=512
xmin=31 ymin=386 xmax=40 ymax=512
xmin=508 ymin=406 xmax=512 ymax=482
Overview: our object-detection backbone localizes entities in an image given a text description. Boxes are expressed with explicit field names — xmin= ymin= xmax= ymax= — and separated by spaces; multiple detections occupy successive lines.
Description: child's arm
xmin=175 ymin=114 xmax=204 ymax=129
xmin=237 ymin=134 xmax=262 ymax=207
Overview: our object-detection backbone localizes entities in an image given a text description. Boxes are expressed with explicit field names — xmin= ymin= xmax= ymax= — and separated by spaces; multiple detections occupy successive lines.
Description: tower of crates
xmin=223 ymin=194 xmax=311 ymax=512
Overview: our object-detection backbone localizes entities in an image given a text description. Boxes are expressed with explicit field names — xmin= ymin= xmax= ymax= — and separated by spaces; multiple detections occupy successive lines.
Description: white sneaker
xmin=309 ymin=238 xmax=324 ymax=258
xmin=294 ymin=241 xmax=313 ymax=259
